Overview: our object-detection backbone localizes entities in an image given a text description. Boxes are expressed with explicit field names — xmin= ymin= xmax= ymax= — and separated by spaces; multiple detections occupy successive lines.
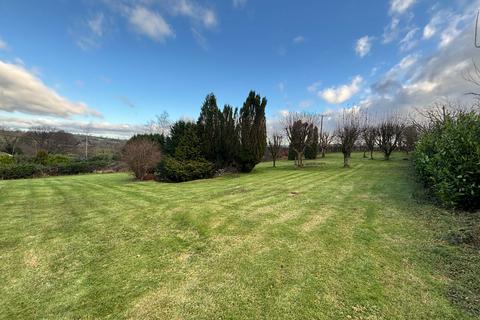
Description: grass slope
xmin=0 ymin=153 xmax=478 ymax=319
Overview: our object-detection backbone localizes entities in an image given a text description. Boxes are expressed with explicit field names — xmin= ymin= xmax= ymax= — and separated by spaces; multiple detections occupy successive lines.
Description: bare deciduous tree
xmin=362 ymin=126 xmax=377 ymax=160
xmin=376 ymin=115 xmax=405 ymax=160
xmin=0 ymin=128 xmax=21 ymax=155
xmin=122 ymin=140 xmax=162 ymax=180
xmin=267 ymin=133 xmax=283 ymax=167
xmin=335 ymin=111 xmax=363 ymax=168
xmin=319 ymin=131 xmax=333 ymax=158
xmin=146 ymin=111 xmax=170 ymax=135
xmin=283 ymin=113 xmax=316 ymax=167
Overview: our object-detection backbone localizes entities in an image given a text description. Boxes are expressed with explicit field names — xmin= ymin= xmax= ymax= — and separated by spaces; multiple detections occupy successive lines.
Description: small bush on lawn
xmin=413 ymin=111 xmax=480 ymax=210
xmin=122 ymin=140 xmax=162 ymax=180
xmin=155 ymin=156 xmax=214 ymax=182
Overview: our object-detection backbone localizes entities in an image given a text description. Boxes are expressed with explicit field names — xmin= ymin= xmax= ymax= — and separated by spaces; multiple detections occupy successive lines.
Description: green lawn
xmin=0 ymin=153 xmax=478 ymax=319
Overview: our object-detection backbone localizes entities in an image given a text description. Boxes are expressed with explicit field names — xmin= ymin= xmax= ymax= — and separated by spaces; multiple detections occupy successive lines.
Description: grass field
xmin=1 ymin=152 xmax=478 ymax=319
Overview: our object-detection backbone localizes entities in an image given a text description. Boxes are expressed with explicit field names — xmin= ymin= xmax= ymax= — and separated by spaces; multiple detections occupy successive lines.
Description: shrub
xmin=44 ymin=154 xmax=72 ymax=166
xmin=155 ymin=156 xmax=214 ymax=182
xmin=122 ymin=140 xmax=162 ymax=180
xmin=413 ymin=112 xmax=480 ymax=209
xmin=0 ymin=154 xmax=14 ymax=166
xmin=0 ymin=163 xmax=43 ymax=179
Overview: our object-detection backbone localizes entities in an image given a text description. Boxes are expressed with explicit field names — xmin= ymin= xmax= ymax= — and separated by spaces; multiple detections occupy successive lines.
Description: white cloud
xmin=319 ymin=76 xmax=363 ymax=105
xmin=233 ymin=0 xmax=247 ymax=8
xmin=399 ymin=27 xmax=419 ymax=51
xmin=278 ymin=109 xmax=289 ymax=117
xmin=0 ymin=37 xmax=8 ymax=51
xmin=171 ymin=0 xmax=217 ymax=28
xmin=423 ymin=24 xmax=436 ymax=39
xmin=277 ymin=81 xmax=285 ymax=92
xmin=128 ymin=6 xmax=174 ymax=42
xmin=362 ymin=9 xmax=480 ymax=118
xmin=293 ymin=36 xmax=305 ymax=44
xmin=389 ymin=0 xmax=416 ymax=15
xmin=0 ymin=60 xmax=100 ymax=118
xmin=0 ymin=116 xmax=143 ymax=139
xmin=355 ymin=36 xmax=373 ymax=57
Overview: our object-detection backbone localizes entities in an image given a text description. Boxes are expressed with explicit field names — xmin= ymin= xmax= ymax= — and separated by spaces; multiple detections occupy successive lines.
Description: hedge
xmin=413 ymin=112 xmax=480 ymax=210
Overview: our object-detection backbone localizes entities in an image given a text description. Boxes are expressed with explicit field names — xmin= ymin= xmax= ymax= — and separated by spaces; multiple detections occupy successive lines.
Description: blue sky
xmin=0 ymin=0 xmax=479 ymax=137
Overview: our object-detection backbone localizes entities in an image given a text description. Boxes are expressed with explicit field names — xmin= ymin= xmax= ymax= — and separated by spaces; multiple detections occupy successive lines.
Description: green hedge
xmin=413 ymin=112 xmax=480 ymax=209
xmin=0 ymin=159 xmax=115 ymax=180
xmin=155 ymin=156 xmax=215 ymax=182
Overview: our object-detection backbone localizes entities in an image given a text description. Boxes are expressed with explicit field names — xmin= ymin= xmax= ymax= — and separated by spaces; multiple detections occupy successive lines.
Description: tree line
xmin=271 ymin=111 xmax=417 ymax=168
xmin=124 ymin=91 xmax=267 ymax=181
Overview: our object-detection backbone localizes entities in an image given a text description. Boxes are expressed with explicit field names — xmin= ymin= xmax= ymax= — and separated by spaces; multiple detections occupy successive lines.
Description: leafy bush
xmin=44 ymin=154 xmax=72 ymax=166
xmin=0 ymin=163 xmax=44 ymax=179
xmin=0 ymin=154 xmax=14 ymax=166
xmin=155 ymin=156 xmax=214 ymax=182
xmin=413 ymin=112 xmax=480 ymax=209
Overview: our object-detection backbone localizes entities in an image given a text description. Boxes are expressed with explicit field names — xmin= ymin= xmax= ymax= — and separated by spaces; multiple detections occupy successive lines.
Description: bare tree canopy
xmin=335 ymin=110 xmax=363 ymax=168
xmin=145 ymin=111 xmax=171 ymax=135
xmin=376 ymin=114 xmax=405 ymax=160
xmin=25 ymin=126 xmax=78 ymax=154
xmin=283 ymin=112 xmax=317 ymax=167
xmin=267 ymin=133 xmax=283 ymax=167
xmin=362 ymin=126 xmax=377 ymax=160
xmin=319 ymin=131 xmax=333 ymax=158
xmin=122 ymin=140 xmax=161 ymax=180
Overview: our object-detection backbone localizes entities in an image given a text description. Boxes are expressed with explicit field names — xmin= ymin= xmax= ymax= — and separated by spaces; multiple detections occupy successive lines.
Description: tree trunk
xmin=343 ymin=154 xmax=350 ymax=168
xmin=384 ymin=153 xmax=390 ymax=160
xmin=321 ymin=149 xmax=325 ymax=158
xmin=296 ymin=151 xmax=303 ymax=167
xmin=363 ymin=150 xmax=367 ymax=158
xmin=370 ymin=150 xmax=373 ymax=160
xmin=272 ymin=158 xmax=276 ymax=167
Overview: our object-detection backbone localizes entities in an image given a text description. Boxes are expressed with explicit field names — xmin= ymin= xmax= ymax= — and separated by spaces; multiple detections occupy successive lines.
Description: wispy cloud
xmin=399 ymin=27 xmax=419 ymax=51
xmin=233 ymin=0 xmax=247 ymax=9
xmin=119 ymin=96 xmax=136 ymax=108
xmin=355 ymin=35 xmax=373 ymax=57
xmin=128 ymin=6 xmax=174 ymax=42
xmin=307 ymin=81 xmax=322 ymax=93
xmin=319 ymin=76 xmax=363 ymax=105
xmin=293 ymin=35 xmax=305 ymax=44
xmin=389 ymin=0 xmax=416 ymax=15
xmin=0 ymin=37 xmax=9 ymax=51
xmin=170 ymin=0 xmax=217 ymax=29
xmin=75 ymin=12 xmax=106 ymax=50
xmin=191 ymin=27 xmax=209 ymax=50
xmin=0 ymin=60 xmax=101 ymax=118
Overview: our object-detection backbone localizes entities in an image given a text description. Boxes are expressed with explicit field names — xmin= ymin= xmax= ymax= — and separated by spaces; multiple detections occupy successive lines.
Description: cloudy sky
xmin=0 ymin=0 xmax=479 ymax=137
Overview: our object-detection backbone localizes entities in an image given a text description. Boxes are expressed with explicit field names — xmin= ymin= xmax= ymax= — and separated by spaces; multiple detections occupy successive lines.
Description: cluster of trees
xmin=278 ymin=111 xmax=416 ymax=168
xmin=123 ymin=91 xmax=267 ymax=181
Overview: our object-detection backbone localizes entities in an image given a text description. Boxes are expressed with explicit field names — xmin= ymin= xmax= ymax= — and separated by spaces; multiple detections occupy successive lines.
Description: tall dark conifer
xmin=237 ymin=91 xmax=267 ymax=172
xmin=197 ymin=93 xmax=222 ymax=163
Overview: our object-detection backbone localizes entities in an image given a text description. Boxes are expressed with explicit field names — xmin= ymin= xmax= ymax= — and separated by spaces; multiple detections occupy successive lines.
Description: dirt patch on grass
xmin=301 ymin=214 xmax=328 ymax=232
xmin=24 ymin=251 xmax=39 ymax=268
